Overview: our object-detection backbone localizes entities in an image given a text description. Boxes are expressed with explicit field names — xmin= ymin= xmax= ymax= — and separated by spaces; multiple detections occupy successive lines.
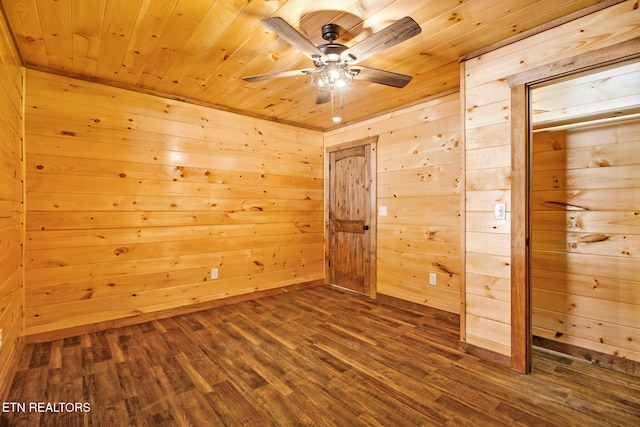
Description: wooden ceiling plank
xmin=151 ymin=0 xmax=255 ymax=95
xmin=224 ymin=1 xmax=409 ymax=116
xmin=5 ymin=0 xmax=621 ymax=130
xmin=174 ymin=0 xmax=290 ymax=100
xmin=134 ymin=0 xmax=215 ymax=90
xmin=35 ymin=0 xmax=72 ymax=70
xmin=258 ymin=42 xmax=457 ymax=119
xmin=459 ymin=0 xmax=626 ymax=61
xmin=183 ymin=0 xmax=353 ymax=101
xmin=70 ymin=0 xmax=107 ymax=76
xmin=1 ymin=0 xmax=47 ymax=65
xmin=227 ymin=0 xmax=410 ymax=91
xmin=115 ymin=0 xmax=178 ymax=87
xmin=373 ymin=0 xmax=534 ymax=76
xmin=94 ymin=0 xmax=145 ymax=81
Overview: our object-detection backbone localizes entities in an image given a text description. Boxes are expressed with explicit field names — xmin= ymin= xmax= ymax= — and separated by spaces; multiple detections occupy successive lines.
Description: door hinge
xmin=328 ymin=260 xmax=331 ymax=267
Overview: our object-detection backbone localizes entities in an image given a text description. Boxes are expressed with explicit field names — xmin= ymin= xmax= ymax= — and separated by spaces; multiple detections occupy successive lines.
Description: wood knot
xmin=114 ymin=247 xmax=129 ymax=256
xmin=579 ymin=234 xmax=610 ymax=243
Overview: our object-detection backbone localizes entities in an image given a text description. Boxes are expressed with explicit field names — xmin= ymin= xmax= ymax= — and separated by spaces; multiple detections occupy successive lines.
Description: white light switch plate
xmin=494 ymin=203 xmax=506 ymax=220
xmin=379 ymin=205 xmax=387 ymax=216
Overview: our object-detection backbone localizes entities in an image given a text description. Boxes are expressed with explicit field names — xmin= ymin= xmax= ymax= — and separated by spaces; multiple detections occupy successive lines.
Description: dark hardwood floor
xmin=2 ymin=285 xmax=639 ymax=426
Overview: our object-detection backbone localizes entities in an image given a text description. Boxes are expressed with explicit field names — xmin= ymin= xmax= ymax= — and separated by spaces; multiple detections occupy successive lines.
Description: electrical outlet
xmin=211 ymin=268 xmax=219 ymax=280
xmin=429 ymin=273 xmax=437 ymax=286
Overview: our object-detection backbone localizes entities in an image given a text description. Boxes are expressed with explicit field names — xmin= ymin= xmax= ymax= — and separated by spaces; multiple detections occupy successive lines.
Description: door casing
xmin=507 ymin=39 xmax=640 ymax=373
xmin=325 ymin=136 xmax=378 ymax=298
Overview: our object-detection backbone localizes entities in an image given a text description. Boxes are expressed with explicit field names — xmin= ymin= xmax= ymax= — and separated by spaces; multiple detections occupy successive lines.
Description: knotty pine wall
xmin=0 ymin=12 xmax=24 ymax=389
xmin=462 ymin=1 xmax=639 ymax=356
xmin=531 ymin=123 xmax=640 ymax=362
xmin=24 ymin=70 xmax=324 ymax=336
xmin=325 ymin=92 xmax=461 ymax=314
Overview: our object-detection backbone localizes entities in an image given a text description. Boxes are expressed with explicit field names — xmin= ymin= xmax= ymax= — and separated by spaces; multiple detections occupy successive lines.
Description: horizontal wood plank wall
xmin=463 ymin=2 xmax=640 ymax=356
xmin=531 ymin=123 xmax=640 ymax=362
xmin=0 ymin=11 xmax=24 ymax=394
xmin=24 ymin=70 xmax=324 ymax=335
xmin=325 ymin=92 xmax=461 ymax=314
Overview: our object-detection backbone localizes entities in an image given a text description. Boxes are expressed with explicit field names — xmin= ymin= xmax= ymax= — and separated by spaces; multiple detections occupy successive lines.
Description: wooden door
xmin=328 ymin=141 xmax=376 ymax=296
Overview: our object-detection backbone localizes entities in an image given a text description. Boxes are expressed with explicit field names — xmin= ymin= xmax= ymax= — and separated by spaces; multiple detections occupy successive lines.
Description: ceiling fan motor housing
xmin=321 ymin=23 xmax=341 ymax=42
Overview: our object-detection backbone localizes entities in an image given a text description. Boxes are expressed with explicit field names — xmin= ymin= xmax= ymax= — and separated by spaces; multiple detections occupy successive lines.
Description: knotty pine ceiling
xmin=1 ymin=0 xmax=609 ymax=130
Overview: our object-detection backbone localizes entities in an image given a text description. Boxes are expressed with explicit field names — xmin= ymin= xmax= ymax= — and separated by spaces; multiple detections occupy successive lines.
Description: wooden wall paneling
xmin=531 ymin=62 xmax=640 ymax=126
xmin=465 ymin=8 xmax=640 ymax=89
xmin=325 ymin=92 xmax=462 ymax=315
xmin=23 ymin=70 xmax=325 ymax=335
xmin=462 ymin=1 xmax=640 ymax=364
xmin=0 ymin=8 xmax=24 ymax=399
xmin=326 ymin=93 xmax=460 ymax=146
xmin=463 ymin=76 xmax=512 ymax=359
xmin=530 ymin=120 xmax=640 ymax=363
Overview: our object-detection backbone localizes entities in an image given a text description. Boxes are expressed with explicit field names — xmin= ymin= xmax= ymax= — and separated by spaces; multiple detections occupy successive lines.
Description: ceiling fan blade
xmin=261 ymin=17 xmax=327 ymax=61
xmin=316 ymin=91 xmax=331 ymax=104
xmin=351 ymin=66 xmax=413 ymax=88
xmin=341 ymin=17 xmax=421 ymax=64
xmin=243 ymin=68 xmax=315 ymax=82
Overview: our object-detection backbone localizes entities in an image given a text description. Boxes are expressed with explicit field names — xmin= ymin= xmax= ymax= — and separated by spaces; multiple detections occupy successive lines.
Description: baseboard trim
xmin=375 ymin=293 xmax=461 ymax=327
xmin=459 ymin=341 xmax=512 ymax=369
xmin=533 ymin=335 xmax=639 ymax=376
xmin=23 ymin=280 xmax=325 ymax=344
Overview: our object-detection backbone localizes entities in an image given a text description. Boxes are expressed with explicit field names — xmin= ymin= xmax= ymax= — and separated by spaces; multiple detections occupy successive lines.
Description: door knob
xmin=363 ymin=225 xmax=369 ymax=230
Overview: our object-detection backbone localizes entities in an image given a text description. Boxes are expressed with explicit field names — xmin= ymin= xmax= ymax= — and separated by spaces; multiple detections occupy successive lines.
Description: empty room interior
xmin=0 ymin=0 xmax=639 ymax=425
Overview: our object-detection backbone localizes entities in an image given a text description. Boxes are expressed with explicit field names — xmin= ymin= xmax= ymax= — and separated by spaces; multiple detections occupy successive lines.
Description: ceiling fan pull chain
xmin=331 ymin=91 xmax=343 ymax=124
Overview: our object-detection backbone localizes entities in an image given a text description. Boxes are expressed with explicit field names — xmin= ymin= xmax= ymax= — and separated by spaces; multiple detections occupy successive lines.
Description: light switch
xmin=494 ymin=203 xmax=506 ymax=220
xmin=379 ymin=205 xmax=387 ymax=216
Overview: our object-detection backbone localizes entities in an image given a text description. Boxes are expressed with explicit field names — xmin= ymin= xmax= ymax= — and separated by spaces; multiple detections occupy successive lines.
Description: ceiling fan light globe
xmin=327 ymin=67 xmax=341 ymax=80
xmin=310 ymin=70 xmax=328 ymax=90
xmin=311 ymin=66 xmax=352 ymax=92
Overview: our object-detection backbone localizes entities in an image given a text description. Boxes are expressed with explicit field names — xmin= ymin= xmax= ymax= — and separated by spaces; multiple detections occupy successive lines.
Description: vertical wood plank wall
xmin=462 ymin=2 xmax=640 ymax=355
xmin=531 ymin=123 xmax=640 ymax=362
xmin=0 ymin=12 xmax=24 ymax=388
xmin=326 ymin=92 xmax=461 ymax=314
xmin=24 ymin=70 xmax=325 ymax=336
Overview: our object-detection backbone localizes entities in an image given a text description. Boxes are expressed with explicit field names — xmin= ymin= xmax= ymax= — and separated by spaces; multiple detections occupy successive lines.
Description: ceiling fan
xmin=243 ymin=16 xmax=422 ymax=109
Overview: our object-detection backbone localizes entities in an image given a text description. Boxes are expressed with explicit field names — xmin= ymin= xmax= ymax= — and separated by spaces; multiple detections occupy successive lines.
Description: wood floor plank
xmin=1 ymin=285 xmax=639 ymax=426
xmin=253 ymin=384 xmax=317 ymax=426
